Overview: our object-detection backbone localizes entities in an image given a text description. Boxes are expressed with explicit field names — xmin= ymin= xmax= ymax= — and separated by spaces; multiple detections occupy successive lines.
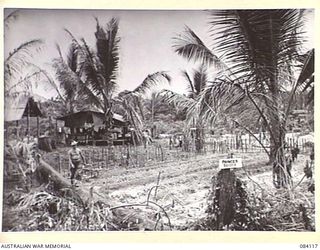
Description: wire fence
xmin=47 ymin=135 xmax=312 ymax=178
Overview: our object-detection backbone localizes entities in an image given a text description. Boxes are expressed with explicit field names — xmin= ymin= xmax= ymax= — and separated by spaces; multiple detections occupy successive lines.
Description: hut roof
xmin=57 ymin=110 xmax=126 ymax=128
xmin=4 ymin=95 xmax=43 ymax=122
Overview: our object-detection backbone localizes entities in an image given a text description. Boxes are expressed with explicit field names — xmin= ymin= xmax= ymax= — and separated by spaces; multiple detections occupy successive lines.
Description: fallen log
xmin=35 ymin=156 xmax=167 ymax=230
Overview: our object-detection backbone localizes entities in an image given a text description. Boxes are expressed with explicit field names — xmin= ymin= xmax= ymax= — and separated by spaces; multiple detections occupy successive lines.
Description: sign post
xmin=219 ymin=158 xmax=243 ymax=170
xmin=213 ymin=153 xmax=243 ymax=230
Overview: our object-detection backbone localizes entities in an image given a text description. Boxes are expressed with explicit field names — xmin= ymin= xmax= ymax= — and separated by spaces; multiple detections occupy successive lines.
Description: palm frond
xmin=113 ymin=97 xmax=144 ymax=142
xmin=79 ymin=38 xmax=110 ymax=108
xmin=95 ymin=17 xmax=120 ymax=93
xmin=297 ymin=48 xmax=314 ymax=87
xmin=52 ymin=58 xmax=78 ymax=100
xmin=66 ymin=43 xmax=79 ymax=73
xmin=285 ymin=48 xmax=314 ymax=115
xmin=5 ymin=39 xmax=43 ymax=63
xmin=187 ymin=76 xmax=245 ymax=126
xmin=131 ymin=71 xmax=171 ymax=95
xmin=52 ymin=41 xmax=89 ymax=113
xmin=30 ymin=64 xmax=65 ymax=101
xmin=78 ymin=84 xmax=105 ymax=111
xmin=173 ymin=26 xmax=225 ymax=69
xmin=5 ymin=70 xmax=42 ymax=96
xmin=181 ymin=70 xmax=195 ymax=94
xmin=5 ymin=39 xmax=43 ymax=80
xmin=116 ymin=90 xmax=145 ymax=120
xmin=55 ymin=43 xmax=63 ymax=59
xmin=209 ymin=9 xmax=305 ymax=89
xmin=159 ymin=89 xmax=195 ymax=110
xmin=4 ymin=9 xmax=19 ymax=30
xmin=193 ymin=65 xmax=208 ymax=95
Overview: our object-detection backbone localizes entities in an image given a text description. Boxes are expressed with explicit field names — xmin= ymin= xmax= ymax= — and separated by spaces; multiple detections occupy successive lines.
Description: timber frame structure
xmin=4 ymin=95 xmax=43 ymax=141
xmin=57 ymin=110 xmax=130 ymax=146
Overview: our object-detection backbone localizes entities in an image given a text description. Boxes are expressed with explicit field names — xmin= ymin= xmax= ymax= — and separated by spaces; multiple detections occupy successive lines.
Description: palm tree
xmin=173 ymin=10 xmax=309 ymax=188
xmin=113 ymin=90 xmax=144 ymax=145
xmin=143 ymin=91 xmax=172 ymax=137
xmin=53 ymin=18 xmax=122 ymax=144
xmin=55 ymin=18 xmax=171 ymax=143
xmin=182 ymin=65 xmax=210 ymax=152
xmin=161 ymin=65 xmax=210 ymax=152
xmin=76 ymin=17 xmax=120 ymax=129
xmin=52 ymin=43 xmax=85 ymax=114
xmin=4 ymin=10 xmax=58 ymax=99
xmin=4 ymin=10 xmax=45 ymax=97
xmin=114 ymin=72 xmax=171 ymax=144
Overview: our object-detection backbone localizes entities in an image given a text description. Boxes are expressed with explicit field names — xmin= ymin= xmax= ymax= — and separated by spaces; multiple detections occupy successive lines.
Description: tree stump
xmin=212 ymin=169 xmax=237 ymax=230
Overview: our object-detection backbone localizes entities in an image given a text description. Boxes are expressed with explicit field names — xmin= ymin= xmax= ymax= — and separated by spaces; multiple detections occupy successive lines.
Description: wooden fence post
xmin=58 ymin=153 xmax=61 ymax=173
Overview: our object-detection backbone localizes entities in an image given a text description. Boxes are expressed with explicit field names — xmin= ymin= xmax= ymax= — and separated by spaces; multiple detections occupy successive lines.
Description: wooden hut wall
xmin=63 ymin=112 xmax=93 ymax=128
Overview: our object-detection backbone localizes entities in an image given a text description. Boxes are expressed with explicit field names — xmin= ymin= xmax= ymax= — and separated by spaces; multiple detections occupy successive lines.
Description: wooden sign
xmin=219 ymin=158 xmax=243 ymax=169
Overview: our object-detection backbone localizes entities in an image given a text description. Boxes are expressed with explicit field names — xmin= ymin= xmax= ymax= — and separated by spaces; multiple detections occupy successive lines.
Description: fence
xmin=47 ymin=134 xmax=312 ymax=177
xmin=204 ymin=135 xmax=310 ymax=154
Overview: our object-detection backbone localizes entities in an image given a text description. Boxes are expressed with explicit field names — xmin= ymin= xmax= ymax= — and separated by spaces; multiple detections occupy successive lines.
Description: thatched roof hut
xmin=5 ymin=95 xmax=43 ymax=122
xmin=4 ymin=95 xmax=44 ymax=140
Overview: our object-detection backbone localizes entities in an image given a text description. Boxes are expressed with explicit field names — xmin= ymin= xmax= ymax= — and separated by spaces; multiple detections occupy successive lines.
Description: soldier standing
xmin=68 ymin=141 xmax=86 ymax=185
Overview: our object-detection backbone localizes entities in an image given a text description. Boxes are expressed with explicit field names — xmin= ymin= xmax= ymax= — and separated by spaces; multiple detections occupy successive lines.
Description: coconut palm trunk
xmin=195 ymin=125 xmax=204 ymax=153
xmin=172 ymin=9 xmax=309 ymax=188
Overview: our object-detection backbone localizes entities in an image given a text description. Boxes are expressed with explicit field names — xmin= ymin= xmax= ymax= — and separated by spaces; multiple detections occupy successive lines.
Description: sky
xmin=4 ymin=9 xmax=213 ymax=99
xmin=4 ymin=9 xmax=314 ymax=99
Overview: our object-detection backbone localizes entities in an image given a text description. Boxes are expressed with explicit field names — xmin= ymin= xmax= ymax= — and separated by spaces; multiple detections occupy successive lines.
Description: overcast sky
xmin=4 ymin=9 xmax=314 ymax=99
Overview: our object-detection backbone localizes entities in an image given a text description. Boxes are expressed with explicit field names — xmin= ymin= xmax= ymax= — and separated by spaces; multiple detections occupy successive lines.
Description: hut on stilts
xmin=4 ymin=94 xmax=43 ymax=143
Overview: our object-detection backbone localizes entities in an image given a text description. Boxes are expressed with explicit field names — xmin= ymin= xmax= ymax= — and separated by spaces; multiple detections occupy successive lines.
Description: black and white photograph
xmin=3 ymin=8 xmax=315 ymax=232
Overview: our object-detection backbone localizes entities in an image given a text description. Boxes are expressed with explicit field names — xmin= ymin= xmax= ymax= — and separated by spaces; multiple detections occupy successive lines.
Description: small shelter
xmin=57 ymin=110 xmax=129 ymax=145
xmin=4 ymin=95 xmax=43 ymax=140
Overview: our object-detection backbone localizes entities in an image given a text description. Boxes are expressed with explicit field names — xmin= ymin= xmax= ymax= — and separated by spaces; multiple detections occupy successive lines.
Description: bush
xmin=184 ymin=173 xmax=315 ymax=231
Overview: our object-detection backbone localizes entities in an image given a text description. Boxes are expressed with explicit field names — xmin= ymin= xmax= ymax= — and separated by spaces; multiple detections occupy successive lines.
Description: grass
xmin=2 ymin=140 xmax=315 ymax=231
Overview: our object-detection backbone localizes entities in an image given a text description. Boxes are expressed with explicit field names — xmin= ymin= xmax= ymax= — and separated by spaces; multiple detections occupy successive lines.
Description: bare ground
xmin=69 ymin=150 xmax=310 ymax=229
xmin=3 ymin=143 xmax=312 ymax=231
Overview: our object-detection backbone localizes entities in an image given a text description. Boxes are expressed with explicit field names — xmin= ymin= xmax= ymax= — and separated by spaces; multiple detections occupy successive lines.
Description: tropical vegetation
xmin=170 ymin=9 xmax=313 ymax=187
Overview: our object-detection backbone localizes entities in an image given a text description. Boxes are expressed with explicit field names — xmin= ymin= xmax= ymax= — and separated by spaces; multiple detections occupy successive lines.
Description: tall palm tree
xmin=52 ymin=43 xmax=85 ymax=114
xmin=113 ymin=90 xmax=144 ymax=145
xmin=114 ymin=71 xmax=171 ymax=143
xmin=173 ymin=10 xmax=309 ymax=187
xmin=75 ymin=17 xmax=120 ymax=128
xmin=161 ymin=65 xmax=210 ymax=152
xmin=55 ymin=18 xmax=122 ymax=144
xmin=55 ymin=18 xmax=171 ymax=142
xmin=144 ymin=91 xmax=172 ymax=137
xmin=182 ymin=65 xmax=210 ymax=152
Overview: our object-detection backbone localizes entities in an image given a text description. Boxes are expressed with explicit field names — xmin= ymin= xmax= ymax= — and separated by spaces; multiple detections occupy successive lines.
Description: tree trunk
xmin=35 ymin=157 xmax=159 ymax=230
xmin=195 ymin=125 xmax=204 ymax=153
xmin=151 ymin=99 xmax=154 ymax=138
xmin=37 ymin=116 xmax=40 ymax=139
xmin=268 ymin=110 xmax=291 ymax=188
